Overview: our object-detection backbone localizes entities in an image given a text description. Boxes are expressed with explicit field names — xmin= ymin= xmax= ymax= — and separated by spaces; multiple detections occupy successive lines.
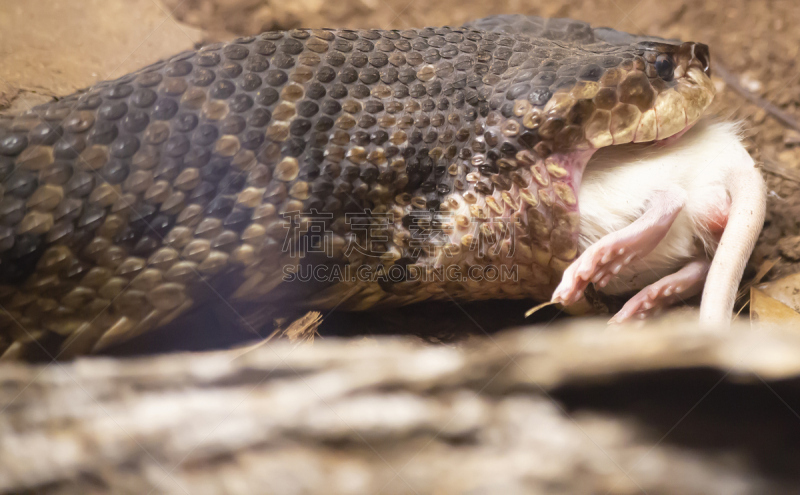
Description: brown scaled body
xmin=0 ymin=15 xmax=714 ymax=359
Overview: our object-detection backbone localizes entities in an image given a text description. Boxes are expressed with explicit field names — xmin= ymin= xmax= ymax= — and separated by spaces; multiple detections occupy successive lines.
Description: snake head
xmin=466 ymin=15 xmax=716 ymax=156
xmin=511 ymin=39 xmax=717 ymax=154
xmin=620 ymin=40 xmax=716 ymax=144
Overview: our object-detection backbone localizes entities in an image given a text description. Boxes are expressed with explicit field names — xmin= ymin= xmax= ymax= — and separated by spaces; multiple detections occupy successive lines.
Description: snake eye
xmin=655 ymin=54 xmax=675 ymax=81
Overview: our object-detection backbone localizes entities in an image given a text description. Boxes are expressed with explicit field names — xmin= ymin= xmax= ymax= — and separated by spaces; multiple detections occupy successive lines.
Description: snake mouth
xmin=635 ymin=64 xmax=716 ymax=144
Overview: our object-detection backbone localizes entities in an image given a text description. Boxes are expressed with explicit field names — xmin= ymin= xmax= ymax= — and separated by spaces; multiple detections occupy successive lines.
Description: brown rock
xmin=778 ymin=235 xmax=800 ymax=261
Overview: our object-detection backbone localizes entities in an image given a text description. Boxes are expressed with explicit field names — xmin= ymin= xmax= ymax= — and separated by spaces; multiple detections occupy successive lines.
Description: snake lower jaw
xmin=653 ymin=66 xmax=716 ymax=144
xmin=596 ymin=66 xmax=716 ymax=147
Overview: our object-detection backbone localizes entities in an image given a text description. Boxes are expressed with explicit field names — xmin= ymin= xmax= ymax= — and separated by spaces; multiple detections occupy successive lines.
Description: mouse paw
xmin=551 ymin=262 xmax=589 ymax=306
xmin=609 ymin=259 xmax=710 ymax=324
xmin=609 ymin=285 xmax=670 ymax=323
xmin=576 ymin=241 xmax=638 ymax=288
xmin=551 ymin=240 xmax=637 ymax=306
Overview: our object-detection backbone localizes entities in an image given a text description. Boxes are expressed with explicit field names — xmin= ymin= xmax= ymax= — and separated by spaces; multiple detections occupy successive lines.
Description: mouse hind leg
xmin=606 ymin=184 xmax=730 ymax=322
xmin=608 ymin=259 xmax=710 ymax=322
xmin=551 ymin=186 xmax=688 ymax=306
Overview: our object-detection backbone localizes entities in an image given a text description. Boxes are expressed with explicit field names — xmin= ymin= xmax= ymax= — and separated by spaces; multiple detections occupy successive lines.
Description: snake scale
xmin=0 ymin=15 xmax=715 ymax=359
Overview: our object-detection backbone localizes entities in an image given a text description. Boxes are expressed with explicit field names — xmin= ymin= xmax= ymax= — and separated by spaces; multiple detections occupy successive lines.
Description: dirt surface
xmin=0 ymin=0 xmax=203 ymax=113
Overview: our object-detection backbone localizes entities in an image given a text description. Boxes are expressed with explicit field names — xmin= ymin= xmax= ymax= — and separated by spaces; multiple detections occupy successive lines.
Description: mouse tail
xmin=699 ymin=160 xmax=766 ymax=327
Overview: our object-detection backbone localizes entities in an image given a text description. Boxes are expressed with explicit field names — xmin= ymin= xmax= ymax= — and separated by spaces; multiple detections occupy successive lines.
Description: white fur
xmin=578 ymin=119 xmax=753 ymax=295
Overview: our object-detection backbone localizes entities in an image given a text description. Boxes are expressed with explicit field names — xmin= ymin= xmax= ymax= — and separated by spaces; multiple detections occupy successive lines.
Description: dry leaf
xmin=754 ymin=272 xmax=800 ymax=312
xmin=750 ymin=287 xmax=800 ymax=329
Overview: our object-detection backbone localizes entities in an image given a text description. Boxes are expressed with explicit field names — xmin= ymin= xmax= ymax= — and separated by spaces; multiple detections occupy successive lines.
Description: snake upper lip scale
xmin=0 ymin=14 xmax=764 ymax=360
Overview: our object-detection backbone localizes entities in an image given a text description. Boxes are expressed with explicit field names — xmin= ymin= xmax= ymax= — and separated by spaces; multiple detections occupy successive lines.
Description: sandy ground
xmin=0 ymin=0 xmax=203 ymax=110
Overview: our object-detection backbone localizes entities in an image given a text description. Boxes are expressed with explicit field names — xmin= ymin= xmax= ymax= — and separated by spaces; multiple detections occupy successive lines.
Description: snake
xmin=0 ymin=15 xmax=715 ymax=359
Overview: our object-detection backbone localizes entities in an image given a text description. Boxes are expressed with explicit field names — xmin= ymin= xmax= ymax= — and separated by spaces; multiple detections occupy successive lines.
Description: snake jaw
xmin=481 ymin=41 xmax=716 ymax=291
xmin=654 ymin=43 xmax=714 ymax=141
xmin=651 ymin=43 xmax=714 ymax=141
xmin=614 ymin=52 xmax=715 ymax=145
xmin=649 ymin=65 xmax=715 ymax=143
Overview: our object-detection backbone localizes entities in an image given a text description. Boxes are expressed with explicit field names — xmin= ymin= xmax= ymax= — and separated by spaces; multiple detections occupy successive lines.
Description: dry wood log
xmin=3 ymin=317 xmax=800 ymax=494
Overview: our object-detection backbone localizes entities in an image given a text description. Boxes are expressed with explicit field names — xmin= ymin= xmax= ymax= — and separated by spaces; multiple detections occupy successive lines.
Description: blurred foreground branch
xmin=2 ymin=318 xmax=800 ymax=494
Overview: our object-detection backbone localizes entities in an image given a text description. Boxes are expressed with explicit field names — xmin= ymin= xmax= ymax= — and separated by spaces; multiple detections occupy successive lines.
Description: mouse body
xmin=554 ymin=119 xmax=766 ymax=322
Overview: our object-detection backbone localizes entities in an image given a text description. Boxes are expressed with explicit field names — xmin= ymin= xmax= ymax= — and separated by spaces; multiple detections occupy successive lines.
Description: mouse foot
xmin=609 ymin=259 xmax=710 ymax=323
xmin=551 ymin=187 xmax=687 ymax=306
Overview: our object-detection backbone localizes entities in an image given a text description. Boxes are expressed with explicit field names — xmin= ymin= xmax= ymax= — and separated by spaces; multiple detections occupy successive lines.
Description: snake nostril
xmin=695 ymin=43 xmax=712 ymax=76
xmin=691 ymin=43 xmax=711 ymax=75
xmin=677 ymin=42 xmax=712 ymax=77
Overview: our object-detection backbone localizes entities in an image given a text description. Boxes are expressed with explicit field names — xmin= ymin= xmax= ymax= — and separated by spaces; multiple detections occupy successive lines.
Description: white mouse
xmin=552 ymin=119 xmax=767 ymax=325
